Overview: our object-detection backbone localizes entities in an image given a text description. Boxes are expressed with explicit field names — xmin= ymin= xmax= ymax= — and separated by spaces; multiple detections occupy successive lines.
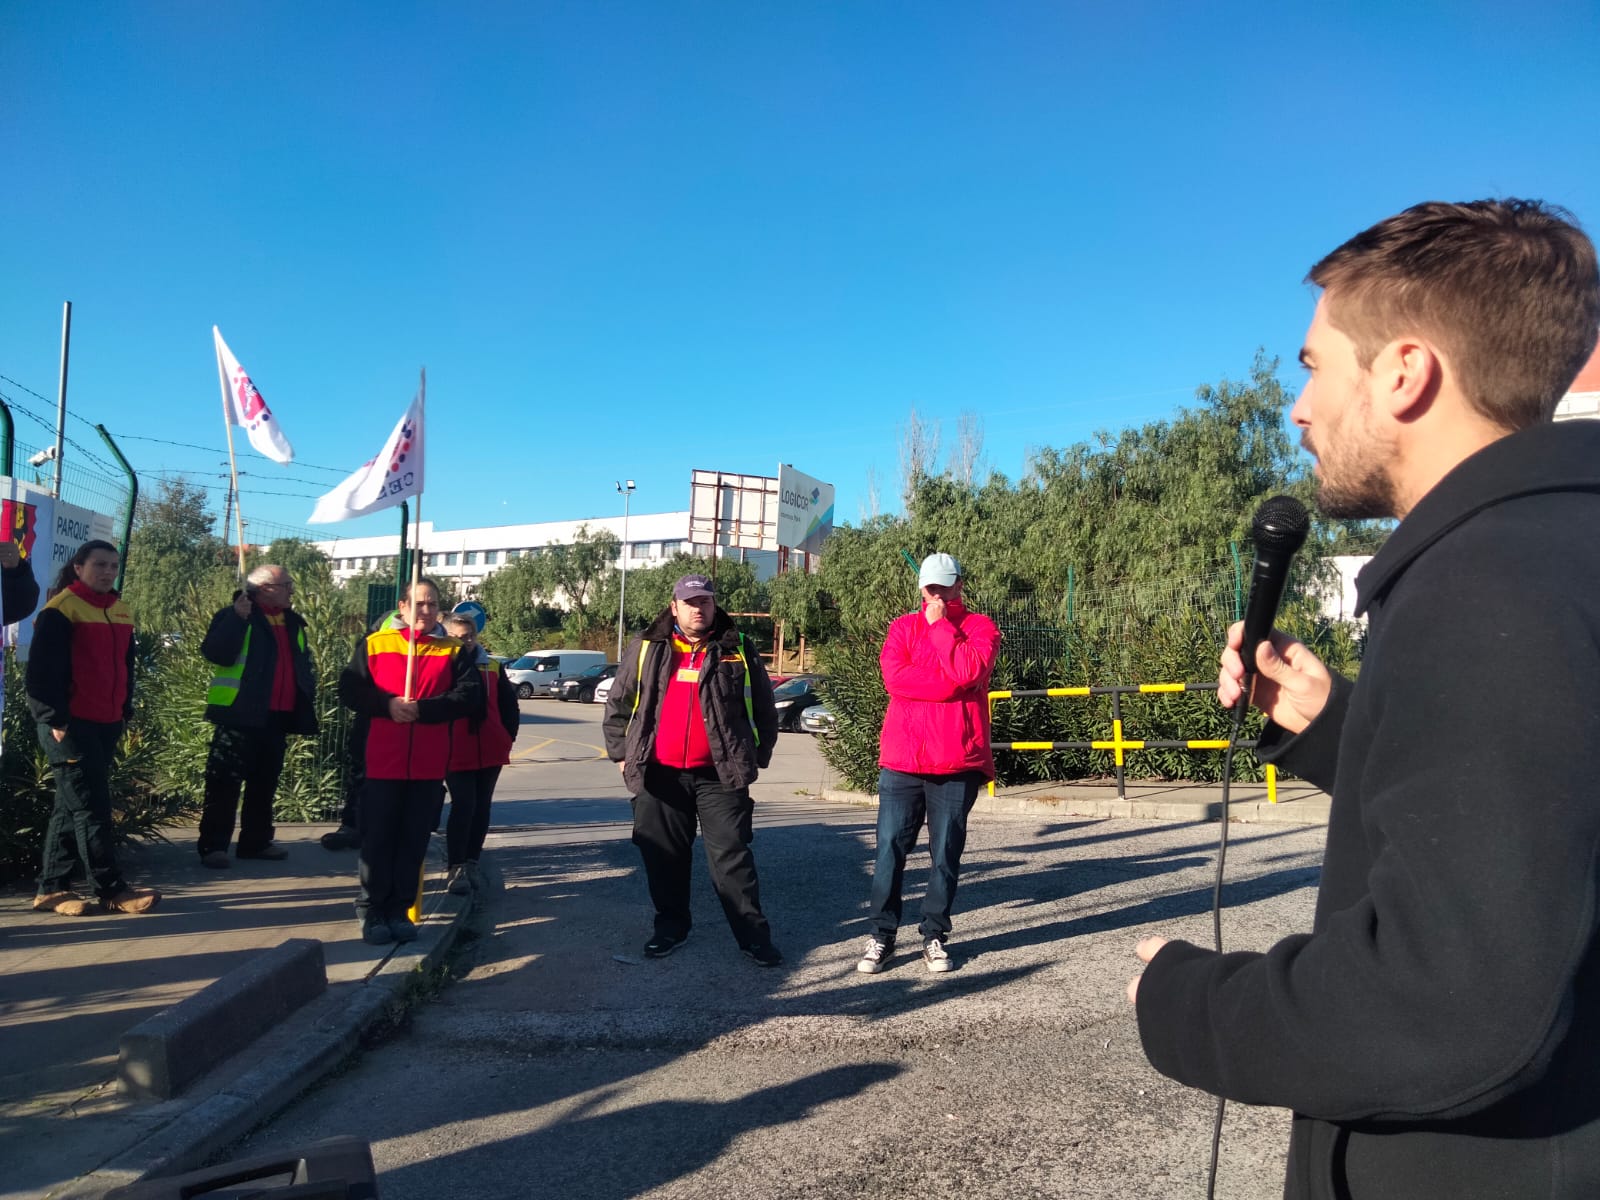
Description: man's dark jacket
xmin=602 ymin=607 xmax=779 ymax=794
xmin=2 ymin=561 xmax=40 ymax=627
xmin=200 ymin=593 xmax=318 ymax=735
xmin=1137 ymin=420 xmax=1600 ymax=1199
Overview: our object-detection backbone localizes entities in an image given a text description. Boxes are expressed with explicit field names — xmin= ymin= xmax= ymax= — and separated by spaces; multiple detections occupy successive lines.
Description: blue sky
xmin=3 ymin=2 xmax=1596 ymax=543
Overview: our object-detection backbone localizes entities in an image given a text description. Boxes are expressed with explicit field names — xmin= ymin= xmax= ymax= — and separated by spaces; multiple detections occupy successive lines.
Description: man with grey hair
xmin=196 ymin=564 xmax=318 ymax=867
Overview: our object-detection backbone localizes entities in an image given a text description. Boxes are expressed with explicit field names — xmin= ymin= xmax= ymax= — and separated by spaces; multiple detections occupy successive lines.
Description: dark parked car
xmin=772 ymin=674 xmax=827 ymax=732
xmin=558 ymin=662 xmax=618 ymax=703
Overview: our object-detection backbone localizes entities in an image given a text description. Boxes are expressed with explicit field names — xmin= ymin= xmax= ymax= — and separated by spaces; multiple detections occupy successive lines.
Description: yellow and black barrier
xmin=986 ymin=680 xmax=1277 ymax=803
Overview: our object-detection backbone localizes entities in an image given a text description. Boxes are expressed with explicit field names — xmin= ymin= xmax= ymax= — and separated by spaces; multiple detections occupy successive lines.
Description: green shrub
xmin=0 ymin=572 xmax=361 ymax=887
xmin=815 ymin=596 xmax=1363 ymax=793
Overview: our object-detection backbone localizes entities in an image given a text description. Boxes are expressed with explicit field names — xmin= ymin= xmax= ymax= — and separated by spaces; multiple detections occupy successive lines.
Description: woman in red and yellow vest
xmin=27 ymin=540 xmax=161 ymax=917
xmin=441 ymin=613 xmax=520 ymax=895
xmin=338 ymin=577 xmax=480 ymax=946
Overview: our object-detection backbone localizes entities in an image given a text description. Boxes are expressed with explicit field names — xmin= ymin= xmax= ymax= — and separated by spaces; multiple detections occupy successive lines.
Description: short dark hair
xmin=400 ymin=576 xmax=442 ymax=603
xmin=54 ymin=539 xmax=118 ymax=592
xmin=1309 ymin=198 xmax=1600 ymax=429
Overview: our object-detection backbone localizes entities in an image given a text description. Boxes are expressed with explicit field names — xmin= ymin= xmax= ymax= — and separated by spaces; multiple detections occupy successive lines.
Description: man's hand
xmin=617 ymin=761 xmax=626 ymax=776
xmin=1126 ymin=935 xmax=1169 ymax=1005
xmin=387 ymin=698 xmax=420 ymax=723
xmin=923 ymin=595 xmax=946 ymax=625
xmin=1217 ymin=621 xmax=1333 ymax=735
xmin=0 ymin=541 xmax=20 ymax=570
xmin=233 ymin=593 xmax=253 ymax=621
xmin=51 ymin=727 xmax=67 ymax=744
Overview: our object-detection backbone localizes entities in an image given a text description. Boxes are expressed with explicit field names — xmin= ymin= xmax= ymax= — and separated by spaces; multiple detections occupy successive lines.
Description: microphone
xmin=1240 ymin=495 xmax=1310 ymax=676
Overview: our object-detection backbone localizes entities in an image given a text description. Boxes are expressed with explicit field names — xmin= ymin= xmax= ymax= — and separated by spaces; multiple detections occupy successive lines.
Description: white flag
xmin=307 ymin=375 xmax=425 ymax=524
xmin=214 ymin=327 xmax=295 ymax=464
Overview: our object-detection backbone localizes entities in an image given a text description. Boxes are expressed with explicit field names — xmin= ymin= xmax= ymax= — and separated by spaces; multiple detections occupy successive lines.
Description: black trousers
xmin=631 ymin=762 xmax=769 ymax=947
xmin=444 ymin=765 xmax=501 ymax=866
xmin=197 ymin=720 xmax=290 ymax=856
xmin=358 ymin=778 xmax=444 ymax=922
xmin=36 ymin=719 xmax=128 ymax=900
xmin=335 ymin=716 xmax=368 ymax=832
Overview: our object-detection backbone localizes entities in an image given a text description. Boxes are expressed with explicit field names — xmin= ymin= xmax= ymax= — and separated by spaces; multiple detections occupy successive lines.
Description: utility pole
xmin=616 ymin=479 xmax=635 ymax=661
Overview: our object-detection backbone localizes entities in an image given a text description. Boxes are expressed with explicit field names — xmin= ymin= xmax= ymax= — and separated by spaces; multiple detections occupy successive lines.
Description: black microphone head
xmin=1251 ymin=495 xmax=1310 ymax=556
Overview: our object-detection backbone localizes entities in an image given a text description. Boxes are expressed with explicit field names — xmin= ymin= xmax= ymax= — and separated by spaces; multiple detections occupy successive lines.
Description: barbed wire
xmin=0 ymin=385 xmax=125 ymax=476
xmin=108 ymin=431 xmax=352 ymax=475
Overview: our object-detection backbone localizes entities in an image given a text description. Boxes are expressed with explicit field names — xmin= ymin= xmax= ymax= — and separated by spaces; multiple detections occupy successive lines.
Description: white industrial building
xmin=312 ymin=510 xmax=778 ymax=595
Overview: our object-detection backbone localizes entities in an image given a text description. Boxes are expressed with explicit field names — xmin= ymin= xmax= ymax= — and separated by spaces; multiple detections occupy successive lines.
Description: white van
xmin=505 ymin=649 xmax=608 ymax=699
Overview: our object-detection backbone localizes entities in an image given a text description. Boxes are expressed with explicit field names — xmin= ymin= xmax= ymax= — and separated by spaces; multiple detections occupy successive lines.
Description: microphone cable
xmin=1205 ymin=688 xmax=1251 ymax=1200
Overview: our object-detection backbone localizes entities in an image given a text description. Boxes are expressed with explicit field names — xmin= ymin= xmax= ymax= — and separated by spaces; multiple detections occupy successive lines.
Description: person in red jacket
xmin=27 ymin=540 xmax=161 ymax=917
xmin=338 ymin=578 xmax=480 ymax=946
xmin=441 ymin=612 xmax=519 ymax=895
xmin=857 ymin=552 xmax=1000 ymax=975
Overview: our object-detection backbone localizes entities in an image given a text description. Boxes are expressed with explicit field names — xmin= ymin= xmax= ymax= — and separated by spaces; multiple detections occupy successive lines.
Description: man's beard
xmin=1316 ymin=463 xmax=1397 ymax=520
xmin=1304 ymin=408 xmax=1398 ymax=520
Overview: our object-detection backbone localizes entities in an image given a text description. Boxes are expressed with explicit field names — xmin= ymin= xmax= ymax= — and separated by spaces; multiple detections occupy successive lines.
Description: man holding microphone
xmin=1128 ymin=200 xmax=1600 ymax=1198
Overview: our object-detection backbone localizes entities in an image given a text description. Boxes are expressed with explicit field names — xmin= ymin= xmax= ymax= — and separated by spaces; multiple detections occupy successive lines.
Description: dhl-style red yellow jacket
xmin=448 ymin=651 xmax=520 ymax=772
xmin=338 ymin=626 xmax=480 ymax=780
xmin=26 ymin=581 xmax=136 ymax=726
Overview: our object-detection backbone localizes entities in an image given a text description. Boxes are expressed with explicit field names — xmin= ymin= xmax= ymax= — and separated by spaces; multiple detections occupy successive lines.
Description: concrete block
xmin=118 ymin=938 xmax=326 ymax=1101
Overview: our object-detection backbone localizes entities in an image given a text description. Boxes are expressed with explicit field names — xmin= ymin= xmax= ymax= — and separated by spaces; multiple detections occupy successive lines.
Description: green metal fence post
xmin=95 ymin=424 xmax=137 ymax=592
xmin=1228 ymin=540 xmax=1243 ymax=621
xmin=0 ymin=397 xmax=13 ymax=477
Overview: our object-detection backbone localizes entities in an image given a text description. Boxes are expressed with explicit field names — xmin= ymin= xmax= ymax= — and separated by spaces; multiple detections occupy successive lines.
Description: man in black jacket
xmin=602 ymin=572 xmax=782 ymax=966
xmin=1128 ymin=200 xmax=1600 ymax=1198
xmin=197 ymin=564 xmax=317 ymax=867
xmin=1 ymin=536 xmax=40 ymax=751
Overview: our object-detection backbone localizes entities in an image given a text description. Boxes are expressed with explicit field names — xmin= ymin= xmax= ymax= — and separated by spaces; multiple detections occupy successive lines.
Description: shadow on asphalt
xmin=244 ymin=812 xmax=1317 ymax=1197
xmin=373 ymin=1061 xmax=904 ymax=1199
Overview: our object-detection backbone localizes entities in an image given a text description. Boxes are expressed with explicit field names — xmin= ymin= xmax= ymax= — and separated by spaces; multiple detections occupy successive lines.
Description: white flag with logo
xmin=213 ymin=327 xmax=294 ymax=464
xmin=307 ymin=374 xmax=425 ymax=524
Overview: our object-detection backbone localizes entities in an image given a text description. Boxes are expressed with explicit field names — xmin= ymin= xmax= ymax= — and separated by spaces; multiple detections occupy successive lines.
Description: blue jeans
xmin=866 ymin=768 xmax=985 ymax=943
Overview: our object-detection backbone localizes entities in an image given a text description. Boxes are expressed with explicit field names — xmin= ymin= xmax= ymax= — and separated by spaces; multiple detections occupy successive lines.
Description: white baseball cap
xmin=918 ymin=552 xmax=962 ymax=588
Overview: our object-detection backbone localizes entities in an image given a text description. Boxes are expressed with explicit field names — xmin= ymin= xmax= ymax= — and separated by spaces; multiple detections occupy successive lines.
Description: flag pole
xmin=402 ymin=368 xmax=426 ymax=701
xmin=213 ymin=330 xmax=247 ymax=578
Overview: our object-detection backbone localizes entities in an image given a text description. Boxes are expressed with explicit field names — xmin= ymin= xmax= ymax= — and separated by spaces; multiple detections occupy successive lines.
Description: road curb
xmin=818 ymin=785 xmax=1331 ymax=825
xmin=50 ymin=891 xmax=472 ymax=1200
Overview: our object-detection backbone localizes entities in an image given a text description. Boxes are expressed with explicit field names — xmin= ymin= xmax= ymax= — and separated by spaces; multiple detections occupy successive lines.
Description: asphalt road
xmin=234 ymin=699 xmax=1324 ymax=1199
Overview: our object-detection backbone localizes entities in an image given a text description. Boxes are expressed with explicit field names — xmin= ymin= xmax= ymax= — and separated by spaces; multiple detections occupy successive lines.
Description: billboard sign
xmin=775 ymin=463 xmax=833 ymax=555
xmin=688 ymin=470 xmax=778 ymax=551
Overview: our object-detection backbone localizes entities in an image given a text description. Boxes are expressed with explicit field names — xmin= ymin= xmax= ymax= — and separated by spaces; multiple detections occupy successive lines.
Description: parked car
xmin=593 ymin=674 xmax=617 ymax=706
xmin=558 ymin=663 xmax=618 ymax=703
xmin=772 ymin=673 xmax=827 ymax=732
xmin=505 ymin=649 xmax=608 ymax=699
xmin=799 ymin=703 xmax=836 ymax=736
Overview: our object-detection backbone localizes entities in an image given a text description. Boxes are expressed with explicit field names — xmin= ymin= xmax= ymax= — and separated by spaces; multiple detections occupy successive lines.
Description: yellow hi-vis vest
xmin=632 ymin=632 xmax=758 ymax=745
xmin=206 ymin=623 xmax=308 ymax=708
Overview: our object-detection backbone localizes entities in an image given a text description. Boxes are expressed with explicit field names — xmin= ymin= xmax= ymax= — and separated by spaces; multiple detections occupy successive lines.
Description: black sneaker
xmin=643 ymin=929 xmax=689 ymax=958
xmin=321 ymin=827 xmax=360 ymax=851
xmin=237 ymin=842 xmax=289 ymax=861
xmin=741 ymin=940 xmax=784 ymax=968
xmin=857 ymin=937 xmax=893 ymax=974
xmin=922 ymin=936 xmax=953 ymax=973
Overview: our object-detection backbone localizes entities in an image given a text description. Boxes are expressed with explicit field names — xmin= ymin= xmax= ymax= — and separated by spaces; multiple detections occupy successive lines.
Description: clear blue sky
xmin=3 ymin=2 xmax=1596 ymax=543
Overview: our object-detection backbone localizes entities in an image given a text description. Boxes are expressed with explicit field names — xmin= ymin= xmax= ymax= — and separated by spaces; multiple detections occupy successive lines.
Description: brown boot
xmin=102 ymin=887 xmax=161 ymax=914
xmin=33 ymin=890 xmax=95 ymax=917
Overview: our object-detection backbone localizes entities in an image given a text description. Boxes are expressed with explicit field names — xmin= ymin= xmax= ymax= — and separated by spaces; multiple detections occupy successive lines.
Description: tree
xmin=476 ymin=555 xmax=563 ymax=655
xmin=523 ymin=525 xmax=620 ymax=645
xmin=251 ymin=538 xmax=334 ymax=593
xmin=121 ymin=478 xmax=234 ymax=633
xmin=812 ymin=353 xmax=1372 ymax=787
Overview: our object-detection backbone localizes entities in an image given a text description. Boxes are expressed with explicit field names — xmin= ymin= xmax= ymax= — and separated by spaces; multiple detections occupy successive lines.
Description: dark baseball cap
xmin=672 ymin=573 xmax=715 ymax=601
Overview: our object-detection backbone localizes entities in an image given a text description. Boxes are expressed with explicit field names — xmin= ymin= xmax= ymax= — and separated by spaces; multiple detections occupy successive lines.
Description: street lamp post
xmin=616 ymin=479 xmax=636 ymax=662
